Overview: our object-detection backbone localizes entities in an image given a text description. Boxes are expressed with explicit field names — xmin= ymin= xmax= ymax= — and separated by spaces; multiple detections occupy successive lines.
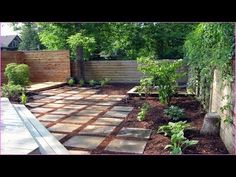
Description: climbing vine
xmin=184 ymin=23 xmax=234 ymax=124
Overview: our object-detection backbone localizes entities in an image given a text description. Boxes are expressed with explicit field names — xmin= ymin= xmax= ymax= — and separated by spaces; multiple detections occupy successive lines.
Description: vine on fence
xmin=184 ymin=23 xmax=234 ymax=125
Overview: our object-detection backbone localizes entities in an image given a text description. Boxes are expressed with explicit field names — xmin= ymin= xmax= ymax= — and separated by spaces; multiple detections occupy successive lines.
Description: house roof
xmin=0 ymin=35 xmax=21 ymax=48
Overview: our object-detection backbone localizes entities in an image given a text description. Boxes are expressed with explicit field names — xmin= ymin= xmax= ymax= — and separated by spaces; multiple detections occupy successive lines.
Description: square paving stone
xmin=63 ymin=104 xmax=87 ymax=109
xmin=65 ymin=91 xmax=81 ymax=94
xmin=48 ymin=96 xmax=65 ymax=100
xmin=96 ymin=101 xmax=118 ymax=106
xmin=62 ymin=115 xmax=94 ymax=124
xmin=54 ymin=100 xmax=75 ymax=104
xmin=33 ymin=98 xmax=55 ymax=103
xmin=104 ymin=97 xmax=123 ymax=101
xmin=105 ymin=139 xmax=147 ymax=154
xmin=26 ymin=102 xmax=46 ymax=108
xmin=38 ymin=114 xmax=65 ymax=121
xmin=52 ymin=133 xmax=67 ymax=140
xmin=110 ymin=106 xmax=133 ymax=112
xmin=69 ymin=150 xmax=90 ymax=155
xmin=40 ymin=121 xmax=52 ymax=127
xmin=104 ymin=110 xmax=130 ymax=118
xmin=30 ymin=107 xmax=54 ymax=113
xmin=92 ymin=118 xmax=123 ymax=126
xmin=78 ymin=125 xmax=116 ymax=136
xmin=32 ymin=95 xmax=47 ymax=100
xmin=39 ymin=92 xmax=57 ymax=96
xmin=50 ymin=108 xmax=78 ymax=115
xmin=64 ymin=96 xmax=84 ymax=101
xmin=42 ymin=103 xmax=65 ymax=108
xmin=64 ymin=135 xmax=105 ymax=149
xmin=56 ymin=93 xmax=73 ymax=97
xmin=108 ymin=95 xmax=127 ymax=98
xmin=48 ymin=123 xmax=80 ymax=133
xmin=117 ymin=127 xmax=152 ymax=139
xmin=73 ymin=100 xmax=94 ymax=105
xmin=86 ymin=105 xmax=110 ymax=111
xmin=75 ymin=110 xmax=103 ymax=116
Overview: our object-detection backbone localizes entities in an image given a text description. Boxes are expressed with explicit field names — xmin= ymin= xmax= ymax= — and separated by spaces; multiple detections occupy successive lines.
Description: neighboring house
xmin=0 ymin=35 xmax=22 ymax=51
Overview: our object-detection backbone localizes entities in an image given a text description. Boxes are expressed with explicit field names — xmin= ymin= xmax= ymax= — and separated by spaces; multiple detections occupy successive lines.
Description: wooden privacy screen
xmin=1 ymin=50 xmax=70 ymax=83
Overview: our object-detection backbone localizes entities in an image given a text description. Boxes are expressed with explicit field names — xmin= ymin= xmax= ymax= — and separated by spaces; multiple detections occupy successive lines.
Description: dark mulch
xmin=101 ymin=84 xmax=229 ymax=155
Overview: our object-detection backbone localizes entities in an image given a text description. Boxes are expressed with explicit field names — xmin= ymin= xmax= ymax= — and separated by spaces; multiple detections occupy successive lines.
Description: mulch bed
xmin=99 ymin=84 xmax=229 ymax=155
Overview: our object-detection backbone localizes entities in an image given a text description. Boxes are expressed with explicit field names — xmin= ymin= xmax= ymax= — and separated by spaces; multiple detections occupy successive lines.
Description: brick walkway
xmin=27 ymin=86 xmax=152 ymax=154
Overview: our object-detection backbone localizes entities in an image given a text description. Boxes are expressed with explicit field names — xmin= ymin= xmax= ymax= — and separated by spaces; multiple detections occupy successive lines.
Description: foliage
xmin=37 ymin=23 xmax=196 ymax=60
xmin=137 ymin=57 xmax=184 ymax=105
xmin=184 ymin=23 xmax=234 ymax=110
xmin=79 ymin=79 xmax=85 ymax=86
xmin=67 ymin=78 xmax=75 ymax=86
xmin=220 ymin=94 xmax=234 ymax=125
xmin=164 ymin=105 xmax=185 ymax=121
xmin=21 ymin=93 xmax=28 ymax=105
xmin=164 ymin=131 xmax=198 ymax=155
xmin=13 ymin=22 xmax=44 ymax=50
xmin=157 ymin=121 xmax=190 ymax=137
xmin=100 ymin=78 xmax=111 ymax=86
xmin=137 ymin=103 xmax=150 ymax=121
xmin=67 ymin=33 xmax=96 ymax=60
xmin=2 ymin=83 xmax=25 ymax=101
xmin=4 ymin=63 xmax=30 ymax=86
xmin=88 ymin=80 xmax=96 ymax=87
xmin=137 ymin=77 xmax=153 ymax=97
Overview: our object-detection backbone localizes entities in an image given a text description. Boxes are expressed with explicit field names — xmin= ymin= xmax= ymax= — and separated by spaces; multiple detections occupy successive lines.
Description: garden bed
xmin=127 ymin=85 xmax=193 ymax=97
xmin=101 ymin=84 xmax=228 ymax=154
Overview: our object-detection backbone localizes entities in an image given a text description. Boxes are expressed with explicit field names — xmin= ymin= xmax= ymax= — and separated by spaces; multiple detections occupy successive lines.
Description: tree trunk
xmin=77 ymin=46 xmax=85 ymax=81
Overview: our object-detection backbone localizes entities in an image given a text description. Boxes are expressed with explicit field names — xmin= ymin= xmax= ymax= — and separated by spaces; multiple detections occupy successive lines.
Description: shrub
xmin=2 ymin=83 xmax=25 ymax=101
xmin=67 ymin=78 xmax=75 ymax=86
xmin=21 ymin=93 xmax=28 ymax=105
xmin=137 ymin=77 xmax=153 ymax=97
xmin=100 ymin=78 xmax=111 ymax=87
xmin=164 ymin=130 xmax=198 ymax=155
xmin=157 ymin=121 xmax=190 ymax=137
xmin=4 ymin=63 xmax=30 ymax=86
xmin=137 ymin=103 xmax=150 ymax=121
xmin=79 ymin=79 xmax=85 ymax=86
xmin=88 ymin=79 xmax=96 ymax=87
xmin=164 ymin=105 xmax=185 ymax=121
xmin=137 ymin=57 xmax=184 ymax=105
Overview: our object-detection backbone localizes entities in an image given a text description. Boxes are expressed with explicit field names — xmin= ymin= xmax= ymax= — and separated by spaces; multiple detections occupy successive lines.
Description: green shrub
xmin=79 ymin=79 xmax=85 ymax=86
xmin=137 ymin=57 xmax=184 ymax=105
xmin=137 ymin=103 xmax=150 ymax=121
xmin=4 ymin=63 xmax=30 ymax=86
xmin=67 ymin=78 xmax=75 ymax=86
xmin=100 ymin=78 xmax=111 ymax=87
xmin=88 ymin=79 xmax=96 ymax=87
xmin=164 ymin=105 xmax=185 ymax=121
xmin=137 ymin=77 xmax=153 ymax=97
xmin=2 ymin=83 xmax=25 ymax=101
xmin=164 ymin=131 xmax=198 ymax=155
xmin=21 ymin=93 xmax=28 ymax=105
xmin=157 ymin=121 xmax=190 ymax=137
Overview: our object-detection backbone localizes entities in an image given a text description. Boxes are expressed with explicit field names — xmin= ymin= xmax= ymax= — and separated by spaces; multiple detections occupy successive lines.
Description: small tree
xmin=137 ymin=57 xmax=184 ymax=105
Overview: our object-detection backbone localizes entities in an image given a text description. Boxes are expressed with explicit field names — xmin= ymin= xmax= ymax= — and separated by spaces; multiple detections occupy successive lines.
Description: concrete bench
xmin=13 ymin=104 xmax=69 ymax=155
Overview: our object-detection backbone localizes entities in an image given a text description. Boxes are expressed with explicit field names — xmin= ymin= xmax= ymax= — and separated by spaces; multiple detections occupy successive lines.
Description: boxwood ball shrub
xmin=2 ymin=83 xmax=25 ymax=101
xmin=4 ymin=63 xmax=30 ymax=86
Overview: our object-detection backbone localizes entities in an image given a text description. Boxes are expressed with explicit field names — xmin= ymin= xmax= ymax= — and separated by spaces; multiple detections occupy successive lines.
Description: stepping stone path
xmin=28 ymin=87 xmax=152 ymax=154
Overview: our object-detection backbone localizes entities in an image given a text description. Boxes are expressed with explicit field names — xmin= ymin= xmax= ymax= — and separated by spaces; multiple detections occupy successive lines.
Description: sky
xmin=0 ymin=22 xmax=19 ymax=36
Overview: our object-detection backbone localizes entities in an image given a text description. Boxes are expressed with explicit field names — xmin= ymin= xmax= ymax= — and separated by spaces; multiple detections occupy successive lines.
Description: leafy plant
xmin=67 ymin=78 xmax=75 ymax=86
xmin=137 ymin=77 xmax=153 ymax=97
xmin=137 ymin=57 xmax=184 ymax=105
xmin=4 ymin=63 xmax=30 ymax=86
xmin=164 ymin=105 xmax=185 ymax=121
xmin=164 ymin=130 xmax=198 ymax=155
xmin=88 ymin=80 xmax=96 ymax=87
xmin=2 ymin=83 xmax=25 ymax=101
xmin=157 ymin=121 xmax=190 ymax=137
xmin=79 ymin=79 xmax=85 ymax=86
xmin=21 ymin=93 xmax=28 ymax=105
xmin=100 ymin=78 xmax=111 ymax=86
xmin=137 ymin=103 xmax=150 ymax=121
